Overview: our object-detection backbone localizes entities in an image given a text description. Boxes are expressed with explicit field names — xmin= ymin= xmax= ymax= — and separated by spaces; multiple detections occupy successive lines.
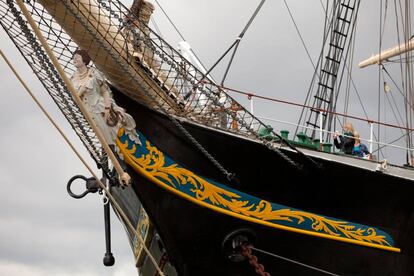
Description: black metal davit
xmin=66 ymin=174 xmax=115 ymax=267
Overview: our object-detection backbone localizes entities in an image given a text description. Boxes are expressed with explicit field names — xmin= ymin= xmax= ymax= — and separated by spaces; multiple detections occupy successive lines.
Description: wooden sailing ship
xmin=2 ymin=0 xmax=414 ymax=275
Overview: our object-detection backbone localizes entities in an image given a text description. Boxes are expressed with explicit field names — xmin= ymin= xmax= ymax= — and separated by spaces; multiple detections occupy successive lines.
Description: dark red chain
xmin=240 ymin=244 xmax=271 ymax=276
xmin=154 ymin=252 xmax=168 ymax=276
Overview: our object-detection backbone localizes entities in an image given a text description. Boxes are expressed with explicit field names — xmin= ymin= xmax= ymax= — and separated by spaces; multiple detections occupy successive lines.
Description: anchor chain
xmin=5 ymin=0 xmax=110 ymax=176
xmin=154 ymin=251 xmax=168 ymax=276
xmin=66 ymin=0 xmax=236 ymax=182
xmin=113 ymin=3 xmax=304 ymax=171
xmin=240 ymin=244 xmax=270 ymax=276
xmin=98 ymin=0 xmax=304 ymax=174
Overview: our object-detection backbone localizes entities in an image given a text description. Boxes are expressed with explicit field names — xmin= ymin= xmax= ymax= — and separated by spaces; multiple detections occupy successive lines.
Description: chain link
xmin=240 ymin=244 xmax=271 ymax=276
xmin=120 ymin=4 xmax=303 ymax=170
xmin=97 ymin=0 xmax=304 ymax=175
xmin=4 ymin=0 xmax=111 ymax=174
xmin=5 ymin=0 xmax=310 ymax=183
xmin=154 ymin=251 xmax=168 ymax=276
xmin=71 ymin=0 xmax=237 ymax=180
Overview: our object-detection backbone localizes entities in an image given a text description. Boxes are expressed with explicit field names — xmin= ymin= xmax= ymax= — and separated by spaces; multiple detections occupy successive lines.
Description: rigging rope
xmin=332 ymin=1 xmax=361 ymax=131
xmin=153 ymin=0 xmax=185 ymax=41
xmin=197 ymin=0 xmax=266 ymax=86
xmin=221 ymin=0 xmax=266 ymax=85
xmin=329 ymin=1 xmax=361 ymax=138
xmin=295 ymin=1 xmax=338 ymax=137
xmin=2 ymin=0 xmax=305 ymax=190
xmin=378 ymin=0 xmax=384 ymax=159
xmin=72 ymin=0 xmax=238 ymax=182
xmin=15 ymin=0 xmax=131 ymax=186
xmin=381 ymin=67 xmax=407 ymax=132
xmin=372 ymin=126 xmax=414 ymax=154
xmin=240 ymin=244 xmax=270 ymax=276
xmin=404 ymin=0 xmax=414 ymax=162
xmin=251 ymin=246 xmax=341 ymax=276
xmin=343 ymin=19 xmax=358 ymax=122
xmin=150 ymin=16 xmax=162 ymax=37
xmin=97 ymin=0 xmax=307 ymax=176
xmin=283 ymin=0 xmax=317 ymax=71
xmin=220 ymin=85 xmax=414 ymax=132
xmin=377 ymin=0 xmax=414 ymax=162
xmin=0 ymin=48 xmax=165 ymax=276
xmin=152 ymin=0 xmax=209 ymax=82
xmin=2 ymin=0 xmax=112 ymax=178
xmin=393 ymin=0 xmax=408 ymax=159
xmin=121 ymin=1 xmax=308 ymax=171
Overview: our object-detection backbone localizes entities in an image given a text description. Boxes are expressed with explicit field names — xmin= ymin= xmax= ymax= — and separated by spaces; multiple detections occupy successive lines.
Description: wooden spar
xmin=37 ymin=0 xmax=178 ymax=110
xmin=358 ymin=39 xmax=414 ymax=68
xmin=15 ymin=0 xmax=131 ymax=185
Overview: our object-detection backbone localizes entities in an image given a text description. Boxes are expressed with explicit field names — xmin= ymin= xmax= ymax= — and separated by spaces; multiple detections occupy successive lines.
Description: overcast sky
xmin=0 ymin=29 xmax=137 ymax=276
xmin=0 ymin=1 xmax=411 ymax=275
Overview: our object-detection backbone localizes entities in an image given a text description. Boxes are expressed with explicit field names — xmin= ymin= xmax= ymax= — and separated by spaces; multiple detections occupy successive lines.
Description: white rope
xmin=0 ymin=48 xmax=165 ymax=276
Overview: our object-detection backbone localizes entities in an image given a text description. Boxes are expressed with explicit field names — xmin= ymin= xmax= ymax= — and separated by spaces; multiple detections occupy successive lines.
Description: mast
xmin=358 ymin=39 xmax=414 ymax=68
xmin=297 ymin=0 xmax=361 ymax=142
xmin=358 ymin=2 xmax=414 ymax=165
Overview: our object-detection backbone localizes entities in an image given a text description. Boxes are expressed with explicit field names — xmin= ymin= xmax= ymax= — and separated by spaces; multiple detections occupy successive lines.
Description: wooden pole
xmin=15 ymin=0 xmax=130 ymax=185
xmin=359 ymin=39 xmax=414 ymax=68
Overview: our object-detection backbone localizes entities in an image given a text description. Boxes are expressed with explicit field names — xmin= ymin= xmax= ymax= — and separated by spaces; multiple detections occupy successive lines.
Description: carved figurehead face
xmin=73 ymin=49 xmax=91 ymax=69
xmin=73 ymin=53 xmax=85 ymax=69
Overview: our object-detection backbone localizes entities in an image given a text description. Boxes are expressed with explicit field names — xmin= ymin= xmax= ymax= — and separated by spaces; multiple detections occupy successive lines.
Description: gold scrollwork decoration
xmin=117 ymin=136 xmax=391 ymax=247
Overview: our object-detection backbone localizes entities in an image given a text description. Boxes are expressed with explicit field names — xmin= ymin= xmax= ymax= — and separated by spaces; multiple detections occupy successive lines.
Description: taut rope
xmin=0 ymin=47 xmax=165 ymax=276
xmin=15 ymin=0 xmax=131 ymax=186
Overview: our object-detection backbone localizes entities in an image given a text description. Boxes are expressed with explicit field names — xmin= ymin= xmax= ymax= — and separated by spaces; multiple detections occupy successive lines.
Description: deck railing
xmin=223 ymin=86 xmax=414 ymax=165
xmin=1 ymin=0 xmax=411 ymax=168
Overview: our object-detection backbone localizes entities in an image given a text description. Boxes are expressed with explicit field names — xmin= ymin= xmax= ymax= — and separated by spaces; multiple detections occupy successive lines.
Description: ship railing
xmin=114 ymin=3 xmax=267 ymax=138
xmin=0 ymin=0 xmax=307 ymax=154
xmin=224 ymin=87 xmax=414 ymax=165
xmin=5 ymin=0 xmax=409 ymax=167
xmin=258 ymin=116 xmax=412 ymax=154
xmin=69 ymin=0 xmax=290 ymax=142
xmin=47 ymin=0 xmax=265 ymax=139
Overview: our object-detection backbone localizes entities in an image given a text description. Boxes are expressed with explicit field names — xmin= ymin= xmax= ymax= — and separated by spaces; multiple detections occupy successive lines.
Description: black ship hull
xmin=114 ymin=91 xmax=414 ymax=276
xmin=2 ymin=0 xmax=412 ymax=275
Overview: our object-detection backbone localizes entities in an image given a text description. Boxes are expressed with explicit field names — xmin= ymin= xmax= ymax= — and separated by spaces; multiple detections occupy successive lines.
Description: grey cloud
xmin=0 ymin=1 xmax=411 ymax=275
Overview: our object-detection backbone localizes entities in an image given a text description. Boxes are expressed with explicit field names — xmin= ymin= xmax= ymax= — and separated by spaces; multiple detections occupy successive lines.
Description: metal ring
xmin=67 ymin=175 xmax=92 ymax=199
